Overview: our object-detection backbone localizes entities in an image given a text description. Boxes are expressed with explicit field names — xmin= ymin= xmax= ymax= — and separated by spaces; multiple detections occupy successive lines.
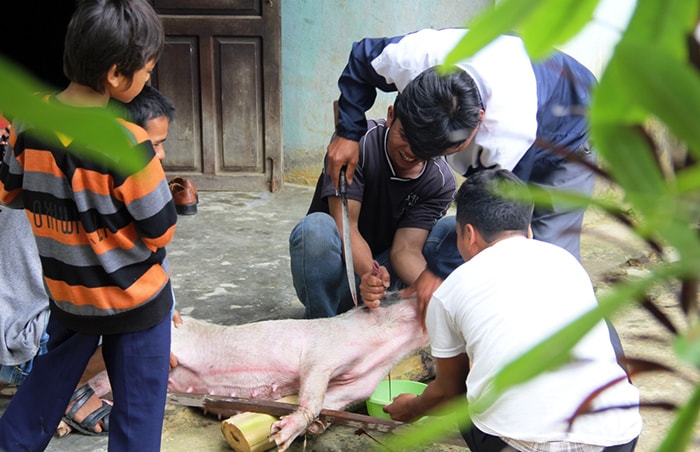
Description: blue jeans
xmin=0 ymin=321 xmax=49 ymax=385
xmin=423 ymin=216 xmax=465 ymax=279
xmin=289 ymin=212 xmax=457 ymax=318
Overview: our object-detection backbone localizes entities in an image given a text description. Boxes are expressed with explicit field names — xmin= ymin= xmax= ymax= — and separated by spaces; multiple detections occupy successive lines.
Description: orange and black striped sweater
xmin=0 ymin=116 xmax=177 ymax=335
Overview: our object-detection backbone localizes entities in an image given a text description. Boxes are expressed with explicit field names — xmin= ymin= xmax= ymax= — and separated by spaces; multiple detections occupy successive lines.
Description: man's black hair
xmin=125 ymin=85 xmax=176 ymax=127
xmin=63 ymin=0 xmax=164 ymax=93
xmin=455 ymin=169 xmax=533 ymax=243
xmin=393 ymin=67 xmax=483 ymax=160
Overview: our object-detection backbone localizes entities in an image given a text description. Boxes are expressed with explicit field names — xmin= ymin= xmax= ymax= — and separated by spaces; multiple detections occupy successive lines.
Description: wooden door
xmin=151 ymin=0 xmax=282 ymax=191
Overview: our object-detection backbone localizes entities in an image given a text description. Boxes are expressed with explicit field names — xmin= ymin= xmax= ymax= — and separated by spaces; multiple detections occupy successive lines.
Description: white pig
xmin=169 ymin=296 xmax=428 ymax=451
xmin=78 ymin=297 xmax=428 ymax=451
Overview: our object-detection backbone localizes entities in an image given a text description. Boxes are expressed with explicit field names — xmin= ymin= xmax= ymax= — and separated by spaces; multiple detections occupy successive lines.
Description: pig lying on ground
xmin=84 ymin=297 xmax=428 ymax=451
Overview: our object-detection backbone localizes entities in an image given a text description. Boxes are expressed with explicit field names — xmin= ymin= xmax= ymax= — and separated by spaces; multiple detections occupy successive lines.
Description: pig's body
xmin=170 ymin=298 xmax=428 ymax=450
xmin=84 ymin=298 xmax=428 ymax=451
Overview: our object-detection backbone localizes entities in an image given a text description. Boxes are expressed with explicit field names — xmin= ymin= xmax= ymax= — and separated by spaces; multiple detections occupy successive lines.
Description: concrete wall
xmin=280 ymin=1 xmax=490 ymax=185
xmin=280 ymin=0 xmax=637 ymax=186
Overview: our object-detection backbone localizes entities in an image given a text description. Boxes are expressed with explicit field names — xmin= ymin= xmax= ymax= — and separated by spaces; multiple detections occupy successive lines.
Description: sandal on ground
xmin=62 ymin=384 xmax=111 ymax=436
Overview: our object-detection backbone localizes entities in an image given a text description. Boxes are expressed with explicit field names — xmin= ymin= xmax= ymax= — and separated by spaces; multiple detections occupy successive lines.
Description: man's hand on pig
xmin=383 ymin=393 xmax=421 ymax=423
xmin=405 ymin=269 xmax=443 ymax=331
xmin=359 ymin=263 xmax=390 ymax=308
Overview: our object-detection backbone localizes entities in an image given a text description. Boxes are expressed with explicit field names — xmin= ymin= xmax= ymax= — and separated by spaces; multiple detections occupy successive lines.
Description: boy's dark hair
xmin=63 ymin=0 xmax=164 ymax=93
xmin=393 ymin=66 xmax=482 ymax=160
xmin=125 ymin=85 xmax=175 ymax=127
xmin=455 ymin=169 xmax=533 ymax=243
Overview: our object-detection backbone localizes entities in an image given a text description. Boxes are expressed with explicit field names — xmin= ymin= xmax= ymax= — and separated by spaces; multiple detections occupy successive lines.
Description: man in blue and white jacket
xmin=328 ymin=28 xmax=598 ymax=311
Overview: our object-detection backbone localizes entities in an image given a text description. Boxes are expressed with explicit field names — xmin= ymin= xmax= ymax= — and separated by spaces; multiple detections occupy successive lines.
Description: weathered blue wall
xmin=280 ymin=1 xmax=490 ymax=185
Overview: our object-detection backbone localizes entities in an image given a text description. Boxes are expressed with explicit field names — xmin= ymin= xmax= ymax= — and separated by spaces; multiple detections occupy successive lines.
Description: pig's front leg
xmin=269 ymin=369 xmax=331 ymax=451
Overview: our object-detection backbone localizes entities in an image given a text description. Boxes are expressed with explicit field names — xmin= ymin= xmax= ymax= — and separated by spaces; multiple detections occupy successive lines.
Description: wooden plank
xmin=167 ymin=392 xmax=404 ymax=433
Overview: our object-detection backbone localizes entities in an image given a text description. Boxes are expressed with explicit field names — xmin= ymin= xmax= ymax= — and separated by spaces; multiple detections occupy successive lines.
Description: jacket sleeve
xmin=335 ymin=29 xmax=469 ymax=143
xmin=335 ymin=34 xmax=405 ymax=142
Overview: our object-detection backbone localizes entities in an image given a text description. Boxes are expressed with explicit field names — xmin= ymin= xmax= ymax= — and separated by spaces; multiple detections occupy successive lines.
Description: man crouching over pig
xmin=384 ymin=169 xmax=642 ymax=452
xmin=288 ymin=84 xmax=457 ymax=321
xmin=86 ymin=297 xmax=428 ymax=451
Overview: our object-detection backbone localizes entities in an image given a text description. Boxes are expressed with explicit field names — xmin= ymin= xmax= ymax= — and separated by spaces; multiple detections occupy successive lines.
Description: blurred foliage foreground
xmin=382 ymin=0 xmax=700 ymax=450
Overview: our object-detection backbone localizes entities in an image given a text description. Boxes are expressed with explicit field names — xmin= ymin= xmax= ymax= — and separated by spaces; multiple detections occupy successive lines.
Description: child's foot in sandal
xmin=58 ymin=384 xmax=111 ymax=437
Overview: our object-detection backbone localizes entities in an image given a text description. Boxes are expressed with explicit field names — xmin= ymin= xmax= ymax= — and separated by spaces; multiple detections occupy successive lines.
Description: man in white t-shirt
xmin=384 ymin=169 xmax=641 ymax=452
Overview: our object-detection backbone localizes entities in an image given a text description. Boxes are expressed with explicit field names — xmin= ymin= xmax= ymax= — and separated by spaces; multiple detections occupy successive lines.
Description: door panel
xmin=151 ymin=0 xmax=281 ymax=191
xmin=218 ymin=37 xmax=262 ymax=172
xmin=155 ymin=36 xmax=201 ymax=172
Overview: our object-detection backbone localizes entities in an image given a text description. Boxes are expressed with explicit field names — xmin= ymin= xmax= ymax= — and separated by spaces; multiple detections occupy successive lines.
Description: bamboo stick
xmin=220 ymin=396 xmax=298 ymax=452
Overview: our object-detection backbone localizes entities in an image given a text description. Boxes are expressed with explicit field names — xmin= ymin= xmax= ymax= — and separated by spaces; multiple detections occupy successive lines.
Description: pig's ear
xmin=169 ymin=352 xmax=179 ymax=370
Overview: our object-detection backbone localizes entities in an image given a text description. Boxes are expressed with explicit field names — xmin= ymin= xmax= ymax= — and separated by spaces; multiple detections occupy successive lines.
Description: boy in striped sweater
xmin=0 ymin=0 xmax=177 ymax=450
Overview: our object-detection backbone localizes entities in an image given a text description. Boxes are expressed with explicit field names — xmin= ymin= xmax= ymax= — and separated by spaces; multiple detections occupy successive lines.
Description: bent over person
xmin=384 ymin=169 xmax=642 ymax=452
xmin=328 ymin=28 xmax=597 ymax=282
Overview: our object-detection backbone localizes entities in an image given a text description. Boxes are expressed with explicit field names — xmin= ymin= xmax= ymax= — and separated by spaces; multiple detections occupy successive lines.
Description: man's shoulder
xmin=362 ymin=119 xmax=387 ymax=136
xmin=424 ymin=157 xmax=457 ymax=188
xmin=429 ymin=155 xmax=453 ymax=171
xmin=502 ymin=238 xmax=588 ymax=275
xmin=358 ymin=119 xmax=388 ymax=164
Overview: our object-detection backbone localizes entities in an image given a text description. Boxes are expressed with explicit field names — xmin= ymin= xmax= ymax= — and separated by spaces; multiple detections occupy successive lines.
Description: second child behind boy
xmin=123 ymin=84 xmax=198 ymax=215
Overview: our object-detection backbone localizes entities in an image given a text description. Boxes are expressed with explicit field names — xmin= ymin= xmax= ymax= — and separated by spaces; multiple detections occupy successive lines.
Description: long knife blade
xmin=339 ymin=167 xmax=358 ymax=307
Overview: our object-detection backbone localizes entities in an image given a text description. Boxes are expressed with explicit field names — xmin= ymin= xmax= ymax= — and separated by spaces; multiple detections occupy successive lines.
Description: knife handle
xmin=339 ymin=166 xmax=347 ymax=195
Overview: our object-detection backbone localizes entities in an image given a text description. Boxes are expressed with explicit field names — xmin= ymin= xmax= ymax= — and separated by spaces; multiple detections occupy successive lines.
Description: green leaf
xmin=675 ymin=165 xmax=700 ymax=194
xmin=674 ymin=324 xmax=700 ymax=367
xmin=377 ymin=408 xmax=464 ymax=451
xmin=515 ymin=0 xmax=599 ymax=58
xmin=589 ymin=53 xmax=648 ymax=124
xmin=614 ymin=44 xmax=700 ymax=158
xmin=657 ymin=381 xmax=700 ymax=452
xmin=623 ymin=0 xmax=698 ymax=61
xmin=590 ymin=124 xmax=666 ymax=196
xmin=444 ymin=0 xmax=596 ymax=65
xmin=0 ymin=56 xmax=147 ymax=175
xmin=590 ymin=124 xmax=700 ymax=265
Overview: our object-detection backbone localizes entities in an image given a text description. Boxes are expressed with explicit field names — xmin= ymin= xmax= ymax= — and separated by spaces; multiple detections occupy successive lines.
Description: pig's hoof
xmin=306 ymin=419 xmax=330 ymax=435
